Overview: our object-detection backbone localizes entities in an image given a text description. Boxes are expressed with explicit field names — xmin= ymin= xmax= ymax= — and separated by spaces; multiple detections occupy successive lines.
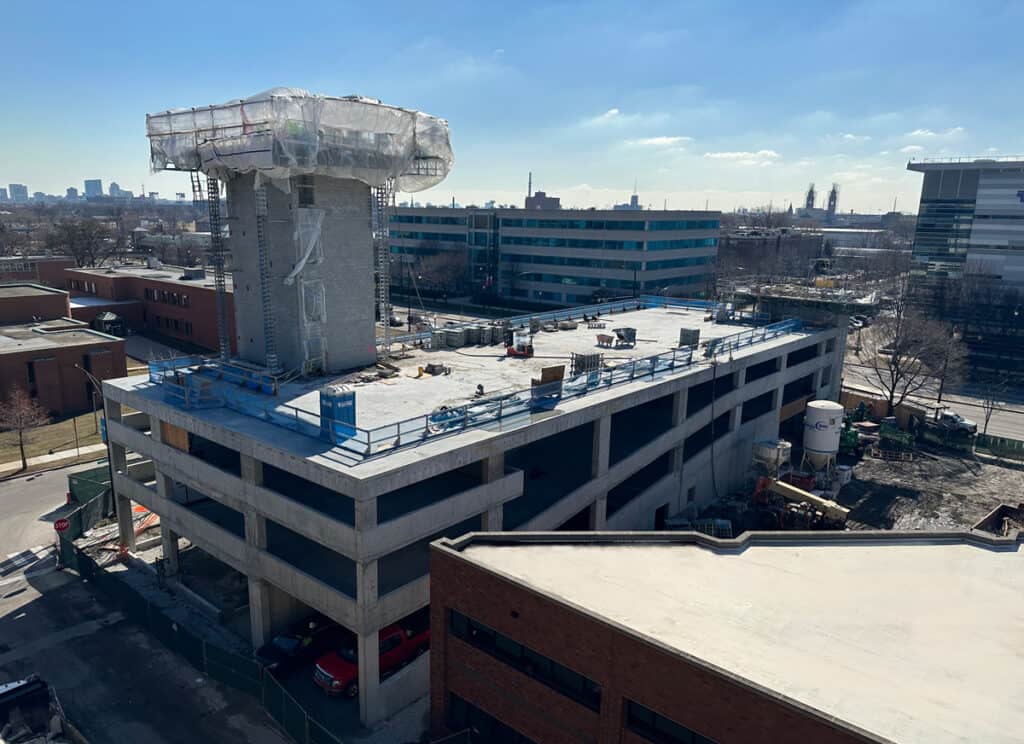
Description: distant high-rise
xmin=66 ymin=186 xmax=79 ymax=200
xmin=8 ymin=184 xmax=28 ymax=203
xmin=0 ymin=188 xmax=8 ymax=202
xmin=805 ymin=182 xmax=816 ymax=210
xmin=109 ymin=182 xmax=122 ymax=197
xmin=84 ymin=179 xmax=102 ymax=198
xmin=613 ymin=193 xmax=643 ymax=211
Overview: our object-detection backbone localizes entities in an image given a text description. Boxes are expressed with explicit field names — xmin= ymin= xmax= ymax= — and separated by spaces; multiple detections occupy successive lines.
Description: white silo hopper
xmin=802 ymin=400 xmax=844 ymax=471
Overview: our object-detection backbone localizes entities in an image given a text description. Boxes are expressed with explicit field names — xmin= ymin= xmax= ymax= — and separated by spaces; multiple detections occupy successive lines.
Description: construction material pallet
xmin=869 ymin=446 xmax=914 ymax=462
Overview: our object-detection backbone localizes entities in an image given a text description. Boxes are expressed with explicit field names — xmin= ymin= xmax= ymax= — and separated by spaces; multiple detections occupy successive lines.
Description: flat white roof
xmin=288 ymin=307 xmax=809 ymax=429
xmin=106 ymin=306 xmax=815 ymax=474
xmin=454 ymin=536 xmax=1024 ymax=744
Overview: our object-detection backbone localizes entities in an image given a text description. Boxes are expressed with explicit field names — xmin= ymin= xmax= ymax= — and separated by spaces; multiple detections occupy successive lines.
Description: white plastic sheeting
xmin=284 ymin=208 xmax=325 ymax=286
xmin=146 ymin=87 xmax=453 ymax=191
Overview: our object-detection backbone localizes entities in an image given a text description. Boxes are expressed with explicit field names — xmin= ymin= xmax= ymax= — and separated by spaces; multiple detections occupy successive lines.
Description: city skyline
xmin=1 ymin=0 xmax=1020 ymax=212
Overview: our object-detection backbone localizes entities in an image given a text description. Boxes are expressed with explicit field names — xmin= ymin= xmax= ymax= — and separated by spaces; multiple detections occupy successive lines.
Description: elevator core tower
xmin=146 ymin=88 xmax=453 ymax=374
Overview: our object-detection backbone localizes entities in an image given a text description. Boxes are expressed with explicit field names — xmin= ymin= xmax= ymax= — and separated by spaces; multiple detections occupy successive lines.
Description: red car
xmin=314 ymin=622 xmax=430 ymax=697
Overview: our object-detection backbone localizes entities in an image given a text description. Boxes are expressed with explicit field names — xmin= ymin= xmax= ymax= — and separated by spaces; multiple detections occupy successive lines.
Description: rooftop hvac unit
xmin=181 ymin=267 xmax=206 ymax=280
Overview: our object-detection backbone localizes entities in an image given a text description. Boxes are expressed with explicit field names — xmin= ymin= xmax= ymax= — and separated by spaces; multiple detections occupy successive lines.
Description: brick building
xmin=429 ymin=530 xmax=1024 ymax=744
xmin=64 ymin=264 xmax=235 ymax=353
xmin=0 ymin=256 xmax=76 ymax=288
xmin=0 ymin=284 xmax=71 ymax=323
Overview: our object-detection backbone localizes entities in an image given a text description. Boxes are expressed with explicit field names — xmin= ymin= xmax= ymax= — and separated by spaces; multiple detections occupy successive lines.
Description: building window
xmin=449 ymin=609 xmax=601 ymax=712
xmin=446 ymin=694 xmax=537 ymax=744
xmin=181 ymin=294 xmax=190 ymax=307
xmin=825 ymin=337 xmax=835 ymax=353
xmin=297 ymin=175 xmax=315 ymax=206
xmin=820 ymin=365 xmax=832 ymax=389
xmin=625 ymin=700 xmax=718 ymax=744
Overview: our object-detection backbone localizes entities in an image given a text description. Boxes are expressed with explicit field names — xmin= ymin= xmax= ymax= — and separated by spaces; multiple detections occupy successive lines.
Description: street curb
xmin=0 ymin=455 xmax=108 ymax=482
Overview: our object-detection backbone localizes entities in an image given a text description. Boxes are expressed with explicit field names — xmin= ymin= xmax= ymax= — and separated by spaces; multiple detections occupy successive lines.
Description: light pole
xmin=74 ymin=364 xmax=101 ymax=434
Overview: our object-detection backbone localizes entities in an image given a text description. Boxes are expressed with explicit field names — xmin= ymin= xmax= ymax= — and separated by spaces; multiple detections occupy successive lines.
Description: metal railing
xmin=383 ymin=295 xmax=754 ymax=350
xmin=146 ymin=305 xmax=802 ymax=462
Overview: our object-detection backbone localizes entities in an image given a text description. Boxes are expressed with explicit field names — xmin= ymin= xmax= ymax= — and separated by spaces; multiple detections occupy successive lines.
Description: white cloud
xmin=839 ymin=133 xmax=872 ymax=142
xmin=904 ymin=126 xmax=965 ymax=138
xmin=582 ymin=108 xmax=621 ymax=126
xmin=986 ymin=147 xmax=1000 ymax=153
xmin=879 ymin=150 xmax=891 ymax=155
xmin=900 ymin=145 xmax=924 ymax=153
xmin=626 ymin=136 xmax=693 ymax=147
xmin=703 ymin=149 xmax=780 ymax=166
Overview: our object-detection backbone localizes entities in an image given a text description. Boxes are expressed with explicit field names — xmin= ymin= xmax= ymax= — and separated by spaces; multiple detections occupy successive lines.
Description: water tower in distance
xmin=145 ymin=88 xmax=453 ymax=375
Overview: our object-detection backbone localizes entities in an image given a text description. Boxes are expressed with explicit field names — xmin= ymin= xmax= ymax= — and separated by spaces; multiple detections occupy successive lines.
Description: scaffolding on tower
xmin=373 ymin=179 xmax=395 ymax=357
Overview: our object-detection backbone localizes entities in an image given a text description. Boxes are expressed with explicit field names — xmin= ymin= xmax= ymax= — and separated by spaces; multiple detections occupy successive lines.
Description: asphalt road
xmin=0 ymin=461 xmax=101 ymax=556
xmin=842 ymin=362 xmax=1024 ymax=441
xmin=0 ymin=570 xmax=290 ymax=744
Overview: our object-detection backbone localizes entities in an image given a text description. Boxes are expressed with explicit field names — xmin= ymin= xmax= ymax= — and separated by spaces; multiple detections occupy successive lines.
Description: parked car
xmin=936 ymin=409 xmax=978 ymax=434
xmin=313 ymin=615 xmax=430 ymax=697
xmin=851 ymin=314 xmax=872 ymax=327
xmin=254 ymin=614 xmax=344 ymax=672
xmin=848 ymin=318 xmax=863 ymax=330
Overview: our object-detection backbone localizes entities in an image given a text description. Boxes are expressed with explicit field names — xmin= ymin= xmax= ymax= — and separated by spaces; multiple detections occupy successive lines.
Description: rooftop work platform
xmin=439 ymin=530 xmax=1024 ymax=744
xmin=105 ymin=298 xmax=817 ymax=470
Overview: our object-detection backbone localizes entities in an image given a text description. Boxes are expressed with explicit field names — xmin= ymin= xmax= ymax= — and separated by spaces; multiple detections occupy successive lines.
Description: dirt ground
xmin=835 ymin=448 xmax=1024 ymax=530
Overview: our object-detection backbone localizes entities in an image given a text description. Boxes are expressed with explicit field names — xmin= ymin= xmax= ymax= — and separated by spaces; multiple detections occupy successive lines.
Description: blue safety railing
xmin=704 ymin=318 xmax=803 ymax=358
xmin=145 ymin=303 xmax=804 ymax=462
xmin=386 ymin=295 xmax=730 ymax=349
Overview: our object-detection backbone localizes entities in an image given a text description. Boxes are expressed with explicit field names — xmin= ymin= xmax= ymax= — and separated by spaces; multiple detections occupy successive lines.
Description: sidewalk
xmin=0 ymin=443 xmax=108 ymax=477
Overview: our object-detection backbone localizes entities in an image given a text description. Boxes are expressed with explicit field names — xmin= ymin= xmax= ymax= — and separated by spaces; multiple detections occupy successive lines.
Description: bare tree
xmin=0 ymin=387 xmax=50 ymax=470
xmin=415 ymin=244 xmax=470 ymax=294
xmin=977 ymin=373 xmax=1009 ymax=436
xmin=861 ymin=278 xmax=967 ymax=416
xmin=45 ymin=218 xmax=116 ymax=267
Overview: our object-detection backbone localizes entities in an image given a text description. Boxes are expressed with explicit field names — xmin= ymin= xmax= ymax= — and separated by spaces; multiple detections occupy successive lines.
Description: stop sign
xmin=54 ymin=518 xmax=70 ymax=533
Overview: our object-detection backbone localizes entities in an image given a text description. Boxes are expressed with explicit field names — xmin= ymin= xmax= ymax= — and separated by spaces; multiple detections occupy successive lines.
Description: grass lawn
xmin=0 ymin=411 xmax=104 ymax=464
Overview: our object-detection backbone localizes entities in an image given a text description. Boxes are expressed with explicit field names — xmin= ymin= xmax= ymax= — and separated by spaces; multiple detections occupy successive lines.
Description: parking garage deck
xmin=106 ymin=305 xmax=820 ymax=473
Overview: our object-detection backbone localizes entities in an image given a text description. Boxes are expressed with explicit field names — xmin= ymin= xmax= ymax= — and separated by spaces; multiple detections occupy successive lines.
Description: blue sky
xmin=1 ymin=0 xmax=1018 ymax=213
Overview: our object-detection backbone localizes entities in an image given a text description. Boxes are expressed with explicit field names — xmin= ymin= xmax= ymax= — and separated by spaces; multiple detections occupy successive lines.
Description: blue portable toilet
xmin=320 ymin=385 xmax=357 ymax=443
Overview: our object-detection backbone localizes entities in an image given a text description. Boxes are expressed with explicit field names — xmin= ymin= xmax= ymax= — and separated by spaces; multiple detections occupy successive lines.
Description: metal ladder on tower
xmin=206 ymin=176 xmax=231 ymax=362
xmin=190 ymin=172 xmax=205 ymax=206
xmin=255 ymin=186 xmax=279 ymax=371
xmin=372 ymin=178 xmax=394 ymax=358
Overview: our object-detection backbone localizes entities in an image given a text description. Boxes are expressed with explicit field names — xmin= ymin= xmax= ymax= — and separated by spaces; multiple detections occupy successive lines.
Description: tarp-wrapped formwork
xmin=146 ymin=87 xmax=453 ymax=191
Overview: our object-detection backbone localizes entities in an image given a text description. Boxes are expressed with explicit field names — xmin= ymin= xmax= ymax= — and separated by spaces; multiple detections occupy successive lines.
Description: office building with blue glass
xmin=389 ymin=207 xmax=720 ymax=305
xmin=907 ymin=157 xmax=1024 ymax=375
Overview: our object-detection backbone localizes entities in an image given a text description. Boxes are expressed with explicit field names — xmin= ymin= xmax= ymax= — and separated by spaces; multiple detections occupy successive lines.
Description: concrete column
xmin=357 ymin=560 xmax=378 ymax=610
xmin=161 ymin=525 xmax=180 ymax=576
xmin=481 ymin=453 xmax=505 ymax=531
xmin=589 ymin=416 xmax=612 ymax=530
xmin=110 ymin=441 xmax=127 ymax=475
xmin=357 ymin=629 xmax=381 ymax=726
xmin=150 ymin=417 xmax=163 ymax=443
xmin=591 ymin=415 xmax=611 ymax=477
xmin=244 ymin=508 xmax=267 ymax=549
xmin=482 ymin=506 xmax=503 ymax=531
xmin=248 ymin=577 xmax=273 ymax=648
xmin=355 ymin=498 xmax=376 ymax=531
xmin=241 ymin=454 xmax=264 ymax=486
xmin=116 ymin=492 xmax=136 ymax=550
xmin=589 ymin=496 xmax=607 ymax=530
